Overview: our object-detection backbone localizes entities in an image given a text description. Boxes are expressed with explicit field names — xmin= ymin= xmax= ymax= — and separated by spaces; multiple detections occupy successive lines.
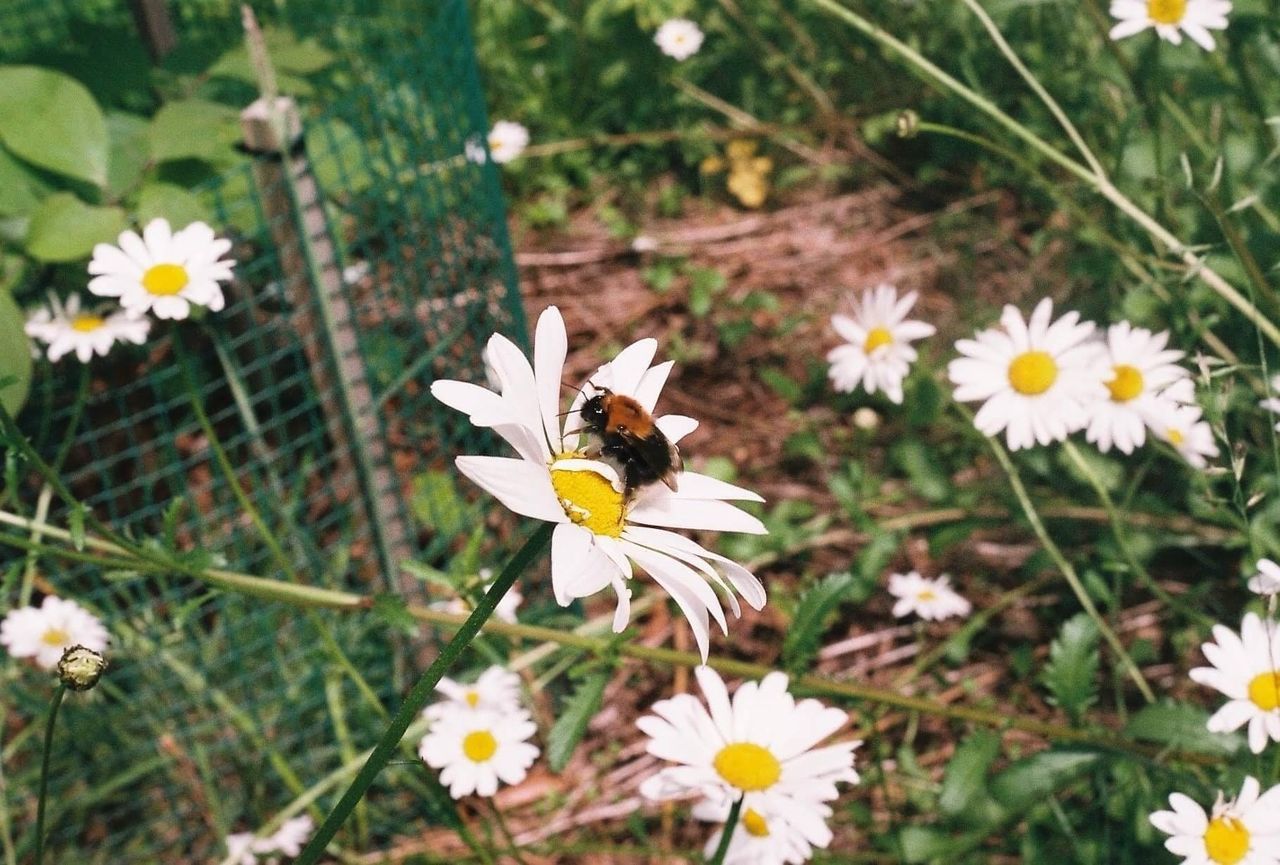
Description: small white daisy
xmin=887 ymin=572 xmax=972 ymax=622
xmin=1110 ymin=0 xmax=1231 ymax=50
xmin=431 ymin=306 xmax=767 ymax=661
xmin=486 ymin=121 xmax=529 ymax=165
xmin=827 ymin=284 xmax=936 ymax=405
xmin=1189 ymin=612 xmax=1280 ymax=754
xmin=1084 ymin=322 xmax=1190 ymax=455
xmin=225 ymin=832 xmax=259 ymax=865
xmin=223 ymin=815 xmax=313 ymax=864
xmin=425 ymin=665 xmax=524 ymax=723
xmin=1258 ymin=375 xmax=1280 ymax=432
xmin=1150 ymin=777 xmax=1280 ymax=865
xmin=1144 ymin=400 xmax=1219 ymax=468
xmin=655 ymin=18 xmax=705 ymax=60
xmin=464 ymin=134 xmax=488 ymax=165
xmin=418 ymin=706 xmax=540 ymax=799
xmin=88 ymin=218 xmax=234 ymax=320
xmin=0 ymin=596 xmax=109 ymax=671
xmin=24 ymin=294 xmax=150 ymax=363
xmin=1250 ymin=560 xmax=1280 ymax=598
xmin=638 ymin=666 xmax=860 ymax=818
xmin=948 ymin=299 xmax=1109 ymax=451
xmin=695 ymin=798 xmax=832 ymax=865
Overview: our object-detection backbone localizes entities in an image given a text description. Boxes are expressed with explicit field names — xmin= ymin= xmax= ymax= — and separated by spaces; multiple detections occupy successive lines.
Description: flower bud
xmin=895 ymin=110 xmax=920 ymax=140
xmin=57 ymin=645 xmax=107 ymax=691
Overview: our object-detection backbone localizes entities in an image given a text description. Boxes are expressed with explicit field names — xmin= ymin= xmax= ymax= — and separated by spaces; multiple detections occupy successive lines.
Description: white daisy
xmin=0 ymin=596 xmax=109 ymax=671
xmin=1084 ymin=322 xmax=1190 ymax=454
xmin=637 ymin=666 xmax=860 ymax=819
xmin=486 ymin=121 xmax=529 ymax=165
xmin=1144 ymin=400 xmax=1220 ymax=469
xmin=948 ymin=299 xmax=1109 ymax=451
xmin=24 ymin=294 xmax=149 ymax=363
xmin=1249 ymin=560 xmax=1280 ymax=598
xmin=887 ymin=572 xmax=972 ymax=622
xmin=87 ymin=218 xmax=234 ymax=320
xmin=695 ymin=798 xmax=831 ymax=865
xmin=827 ymin=284 xmax=935 ymax=405
xmin=655 ymin=18 xmax=705 ymax=60
xmin=1110 ymin=0 xmax=1231 ymax=50
xmin=1150 ymin=777 xmax=1280 ymax=865
xmin=1258 ymin=375 xmax=1280 ymax=432
xmin=431 ymin=306 xmax=767 ymax=661
xmin=1189 ymin=612 xmax=1280 ymax=754
xmin=263 ymin=815 xmax=313 ymax=857
xmin=418 ymin=706 xmax=540 ymax=799
xmin=424 ymin=665 xmax=524 ymax=723
xmin=225 ymin=832 xmax=259 ymax=865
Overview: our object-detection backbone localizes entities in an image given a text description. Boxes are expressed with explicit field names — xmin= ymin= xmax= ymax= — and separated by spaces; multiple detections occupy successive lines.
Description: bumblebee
xmin=578 ymin=387 xmax=682 ymax=496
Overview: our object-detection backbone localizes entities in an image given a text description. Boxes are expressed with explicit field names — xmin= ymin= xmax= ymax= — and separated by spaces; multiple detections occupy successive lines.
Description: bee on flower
xmin=1189 ymin=612 xmax=1280 ymax=753
xmin=887 ymin=571 xmax=972 ymax=622
xmin=24 ymin=294 xmax=149 ymax=363
xmin=1 ymin=596 xmax=109 ymax=671
xmin=1149 ymin=777 xmax=1280 ymax=865
xmin=654 ymin=18 xmax=705 ymax=61
xmin=1110 ymin=0 xmax=1232 ymax=51
xmin=827 ymin=283 xmax=935 ymax=405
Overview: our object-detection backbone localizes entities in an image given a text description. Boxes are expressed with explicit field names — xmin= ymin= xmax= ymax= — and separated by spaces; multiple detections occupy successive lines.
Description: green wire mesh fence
xmin=3 ymin=0 xmax=527 ymax=859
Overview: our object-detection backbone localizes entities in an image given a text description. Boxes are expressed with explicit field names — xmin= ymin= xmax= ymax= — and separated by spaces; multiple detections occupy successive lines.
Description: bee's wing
xmin=618 ymin=427 xmax=681 ymax=492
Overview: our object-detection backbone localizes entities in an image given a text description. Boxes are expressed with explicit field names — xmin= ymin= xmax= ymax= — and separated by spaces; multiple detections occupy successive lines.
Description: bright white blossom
xmin=948 ymin=299 xmax=1109 ymax=450
xmin=88 ymin=219 xmax=234 ymax=320
xmin=223 ymin=815 xmax=314 ymax=864
xmin=486 ymin=121 xmax=529 ymax=164
xmin=419 ymin=706 xmax=539 ymax=798
xmin=1189 ymin=612 xmax=1280 ymax=754
xmin=1085 ymin=322 xmax=1189 ymax=454
xmin=655 ymin=19 xmax=705 ymax=60
xmin=1110 ymin=0 xmax=1231 ymax=51
xmin=827 ymin=284 xmax=935 ymax=405
xmin=888 ymin=572 xmax=971 ymax=622
xmin=0 ymin=596 xmax=109 ymax=671
xmin=695 ymin=798 xmax=830 ymax=865
xmin=431 ymin=306 xmax=767 ymax=660
xmin=1145 ymin=400 xmax=1219 ymax=469
xmin=1150 ymin=777 xmax=1280 ymax=865
xmin=638 ymin=666 xmax=859 ymax=829
xmin=464 ymin=134 xmax=488 ymax=165
xmin=425 ymin=665 xmax=524 ymax=723
xmin=24 ymin=294 xmax=149 ymax=363
xmin=1249 ymin=560 xmax=1280 ymax=598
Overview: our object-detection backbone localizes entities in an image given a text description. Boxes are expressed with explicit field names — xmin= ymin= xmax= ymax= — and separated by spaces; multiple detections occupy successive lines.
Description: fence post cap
xmin=241 ymin=96 xmax=303 ymax=152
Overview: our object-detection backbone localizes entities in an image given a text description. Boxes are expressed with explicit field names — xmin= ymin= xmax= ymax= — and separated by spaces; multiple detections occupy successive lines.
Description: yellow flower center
xmin=465 ymin=690 xmax=480 ymax=708
xmin=1247 ymin=670 xmax=1280 ymax=711
xmin=742 ymin=809 xmax=770 ymax=838
xmin=1204 ymin=816 xmax=1250 ymax=865
xmin=1148 ymin=0 xmax=1187 ymax=23
xmin=70 ymin=315 xmax=105 ymax=333
xmin=1107 ymin=364 xmax=1144 ymax=402
xmin=864 ymin=327 xmax=894 ymax=354
xmin=1007 ymin=351 xmax=1058 ymax=396
xmin=550 ymin=463 xmax=625 ymax=538
xmin=41 ymin=627 xmax=70 ymax=647
xmin=141 ymin=263 xmax=189 ymax=296
xmin=1167 ymin=428 xmax=1185 ymax=446
xmin=917 ymin=589 xmax=937 ymax=602
xmin=713 ymin=743 xmax=781 ymax=792
xmin=462 ymin=730 xmax=498 ymax=763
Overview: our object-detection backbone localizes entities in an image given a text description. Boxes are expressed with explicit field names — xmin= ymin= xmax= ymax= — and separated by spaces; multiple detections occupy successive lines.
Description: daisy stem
xmin=292 ymin=521 xmax=554 ymax=865
xmin=33 ymin=683 xmax=66 ymax=865
xmin=706 ymin=797 xmax=743 ymax=865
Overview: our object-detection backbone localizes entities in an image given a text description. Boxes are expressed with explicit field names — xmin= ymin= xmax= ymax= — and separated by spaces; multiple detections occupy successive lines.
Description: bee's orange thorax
xmin=603 ymin=395 xmax=654 ymax=436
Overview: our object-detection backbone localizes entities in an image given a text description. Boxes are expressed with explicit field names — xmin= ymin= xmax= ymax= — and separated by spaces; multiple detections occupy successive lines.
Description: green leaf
xmin=938 ymin=730 xmax=1002 ymax=819
xmin=1124 ymin=703 xmax=1245 ymax=756
xmin=411 ymin=470 xmax=467 ymax=539
xmin=1041 ymin=613 xmax=1099 ymax=724
xmin=892 ymin=439 xmax=950 ymax=503
xmin=68 ymin=504 xmax=86 ymax=551
xmin=546 ymin=670 xmax=609 ymax=772
xmin=25 ymin=193 xmax=125 ymax=263
xmin=149 ymin=99 xmax=239 ymax=164
xmin=0 ymin=292 xmax=32 ymax=417
xmin=135 ymin=182 xmax=211 ymax=227
xmin=0 ymin=145 xmax=48 ymax=218
xmin=0 ymin=66 xmax=109 ymax=186
xmin=106 ymin=113 xmax=151 ymax=198
xmin=783 ymin=571 xmax=858 ymax=672
xmin=990 ymin=750 xmax=1101 ymax=807
xmin=370 ymin=593 xmax=418 ymax=637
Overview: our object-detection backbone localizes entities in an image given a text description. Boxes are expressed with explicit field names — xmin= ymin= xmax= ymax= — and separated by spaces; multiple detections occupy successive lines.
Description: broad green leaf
xmin=149 ymin=99 xmax=239 ymax=164
xmin=0 ymin=66 xmax=109 ymax=186
xmin=0 ymin=291 xmax=32 ymax=417
xmin=208 ymin=27 xmax=336 ymax=81
xmin=1125 ymin=703 xmax=1245 ymax=756
xmin=783 ymin=571 xmax=858 ymax=672
xmin=25 ymin=192 xmax=125 ymax=263
xmin=135 ymin=182 xmax=211 ymax=228
xmin=990 ymin=750 xmax=1101 ymax=807
xmin=0 ymin=145 xmax=47 ymax=218
xmin=547 ymin=671 xmax=609 ymax=772
xmin=938 ymin=730 xmax=1002 ymax=819
xmin=1041 ymin=613 xmax=1099 ymax=724
xmin=106 ymin=112 xmax=151 ymax=198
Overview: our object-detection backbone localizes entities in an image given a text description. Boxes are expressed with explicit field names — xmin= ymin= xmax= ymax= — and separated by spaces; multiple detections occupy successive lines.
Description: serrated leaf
xmin=783 ymin=571 xmax=857 ymax=672
xmin=25 ymin=192 xmax=126 ymax=263
xmin=938 ymin=730 xmax=1002 ymax=819
xmin=0 ymin=293 xmax=32 ymax=417
xmin=990 ymin=750 xmax=1101 ymax=807
xmin=370 ymin=593 xmax=418 ymax=637
xmin=547 ymin=670 xmax=609 ymax=772
xmin=1124 ymin=703 xmax=1245 ymax=756
xmin=1041 ymin=613 xmax=1100 ymax=723
xmin=0 ymin=66 xmax=108 ymax=186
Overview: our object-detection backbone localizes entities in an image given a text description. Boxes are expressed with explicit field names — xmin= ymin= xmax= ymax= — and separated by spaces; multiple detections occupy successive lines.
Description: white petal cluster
xmin=1110 ymin=0 xmax=1231 ymax=50
xmin=0 ymin=596 xmax=109 ymax=671
xmin=486 ymin=121 xmax=530 ymax=164
xmin=225 ymin=816 xmax=314 ymax=865
xmin=1085 ymin=322 xmax=1190 ymax=455
xmin=888 ymin=572 xmax=971 ymax=622
xmin=88 ymin=218 xmax=234 ymax=320
xmin=1189 ymin=612 xmax=1280 ymax=753
xmin=1250 ymin=559 xmax=1280 ymax=598
xmin=655 ymin=19 xmax=705 ymax=60
xmin=24 ymin=294 xmax=149 ymax=363
xmin=827 ymin=284 xmax=935 ymax=404
xmin=1150 ymin=777 xmax=1280 ymax=865
xmin=424 ymin=665 xmax=524 ymax=722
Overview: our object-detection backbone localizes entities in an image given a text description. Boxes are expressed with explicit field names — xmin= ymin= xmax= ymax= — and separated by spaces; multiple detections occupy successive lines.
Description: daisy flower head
xmin=638 ymin=666 xmax=860 ymax=818
xmin=1189 ymin=612 xmax=1280 ymax=754
xmin=1084 ymin=322 xmax=1190 ymax=454
xmin=24 ymin=294 xmax=150 ymax=363
xmin=223 ymin=815 xmax=314 ymax=864
xmin=486 ymin=120 xmax=529 ymax=164
xmin=425 ymin=664 xmax=523 ymax=722
xmin=948 ymin=299 xmax=1109 ymax=450
xmin=1249 ymin=559 xmax=1280 ymax=598
xmin=0 ymin=596 xmax=109 ymax=671
xmin=1144 ymin=400 xmax=1219 ymax=469
xmin=418 ymin=706 xmax=539 ymax=798
xmin=827 ymin=283 xmax=936 ymax=405
xmin=1150 ymin=777 xmax=1280 ymax=865
xmin=88 ymin=218 xmax=234 ymax=320
xmin=888 ymin=572 xmax=972 ymax=622
xmin=1110 ymin=0 xmax=1231 ymax=50
xmin=695 ymin=797 xmax=833 ymax=865
xmin=655 ymin=18 xmax=705 ymax=60
xmin=430 ymin=306 xmax=768 ymax=661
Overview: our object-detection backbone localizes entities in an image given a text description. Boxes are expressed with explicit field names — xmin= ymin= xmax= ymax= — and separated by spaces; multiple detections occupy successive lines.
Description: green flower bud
xmin=57 ymin=645 xmax=107 ymax=692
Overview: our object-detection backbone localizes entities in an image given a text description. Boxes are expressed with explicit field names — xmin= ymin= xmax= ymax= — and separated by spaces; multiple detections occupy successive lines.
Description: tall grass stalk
xmin=33 ymin=684 xmax=65 ymax=865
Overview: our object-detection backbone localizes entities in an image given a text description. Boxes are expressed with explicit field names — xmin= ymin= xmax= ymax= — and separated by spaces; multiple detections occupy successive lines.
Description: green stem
xmin=33 ymin=684 xmax=66 ymax=865
xmin=293 ymin=522 xmax=554 ymax=865
xmin=707 ymin=797 xmax=743 ymax=865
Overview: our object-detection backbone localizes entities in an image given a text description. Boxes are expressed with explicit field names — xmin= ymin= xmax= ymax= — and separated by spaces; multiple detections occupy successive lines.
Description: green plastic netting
xmin=2 ymin=0 xmax=526 ymax=859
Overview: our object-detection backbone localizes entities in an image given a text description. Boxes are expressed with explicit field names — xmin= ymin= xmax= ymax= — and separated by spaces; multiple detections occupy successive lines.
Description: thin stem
xmin=34 ymin=684 xmax=66 ymax=865
xmin=707 ymin=797 xmax=744 ymax=865
xmin=293 ymin=522 xmax=554 ymax=865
